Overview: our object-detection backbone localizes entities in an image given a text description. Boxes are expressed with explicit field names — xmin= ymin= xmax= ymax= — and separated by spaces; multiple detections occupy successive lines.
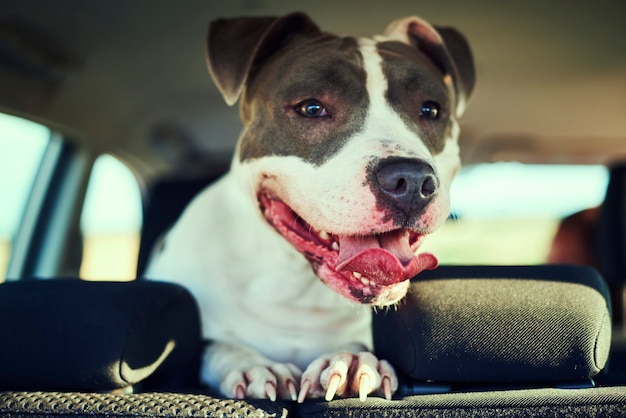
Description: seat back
xmin=595 ymin=162 xmax=626 ymax=324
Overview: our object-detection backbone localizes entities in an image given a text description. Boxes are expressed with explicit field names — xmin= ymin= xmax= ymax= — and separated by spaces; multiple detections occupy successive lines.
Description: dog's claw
xmin=298 ymin=379 xmax=311 ymax=403
xmin=234 ymin=383 xmax=246 ymax=400
xmin=264 ymin=381 xmax=277 ymax=401
xmin=287 ymin=380 xmax=298 ymax=401
xmin=220 ymin=362 xmax=302 ymax=401
xmin=359 ymin=374 xmax=370 ymax=402
xmin=325 ymin=374 xmax=342 ymax=401
xmin=382 ymin=376 xmax=392 ymax=400
xmin=378 ymin=359 xmax=398 ymax=400
xmin=299 ymin=351 xmax=398 ymax=402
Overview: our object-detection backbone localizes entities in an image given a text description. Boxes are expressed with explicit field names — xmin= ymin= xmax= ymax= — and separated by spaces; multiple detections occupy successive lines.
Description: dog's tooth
xmin=331 ymin=242 xmax=339 ymax=251
xmin=361 ymin=277 xmax=370 ymax=286
xmin=353 ymin=272 xmax=362 ymax=279
xmin=319 ymin=230 xmax=330 ymax=241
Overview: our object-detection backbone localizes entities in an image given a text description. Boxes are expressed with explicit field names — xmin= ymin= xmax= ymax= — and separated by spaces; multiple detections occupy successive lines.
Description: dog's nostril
xmin=421 ymin=175 xmax=437 ymax=198
xmin=380 ymin=176 xmax=408 ymax=194
xmin=397 ymin=178 xmax=407 ymax=192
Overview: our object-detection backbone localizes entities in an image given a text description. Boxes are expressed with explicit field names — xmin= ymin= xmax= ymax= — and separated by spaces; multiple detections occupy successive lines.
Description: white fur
xmin=146 ymin=172 xmax=372 ymax=370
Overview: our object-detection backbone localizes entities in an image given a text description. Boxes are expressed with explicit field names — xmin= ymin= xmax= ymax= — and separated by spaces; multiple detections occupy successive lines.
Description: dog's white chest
xmin=146 ymin=174 xmax=373 ymax=368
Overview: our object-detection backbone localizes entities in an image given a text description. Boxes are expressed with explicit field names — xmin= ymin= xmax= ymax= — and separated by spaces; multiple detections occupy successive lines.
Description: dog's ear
xmin=385 ymin=17 xmax=476 ymax=117
xmin=207 ymin=12 xmax=320 ymax=106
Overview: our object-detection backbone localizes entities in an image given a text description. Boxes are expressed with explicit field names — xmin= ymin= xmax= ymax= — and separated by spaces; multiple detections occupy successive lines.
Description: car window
xmin=0 ymin=113 xmax=50 ymax=281
xmin=421 ymin=162 xmax=609 ymax=265
xmin=79 ymin=154 xmax=142 ymax=280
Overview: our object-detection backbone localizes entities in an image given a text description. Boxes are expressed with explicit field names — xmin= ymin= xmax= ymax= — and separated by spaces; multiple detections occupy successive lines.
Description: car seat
xmin=1 ymin=265 xmax=625 ymax=417
xmin=596 ymin=162 xmax=626 ymax=326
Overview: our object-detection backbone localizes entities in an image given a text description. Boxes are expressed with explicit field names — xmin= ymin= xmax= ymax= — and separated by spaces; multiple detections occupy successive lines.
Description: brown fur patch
xmin=238 ymin=35 xmax=369 ymax=166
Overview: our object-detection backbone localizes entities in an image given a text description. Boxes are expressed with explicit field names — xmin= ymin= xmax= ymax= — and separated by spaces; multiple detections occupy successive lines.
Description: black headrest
xmin=596 ymin=163 xmax=626 ymax=284
xmin=373 ymin=265 xmax=611 ymax=385
xmin=0 ymin=279 xmax=201 ymax=392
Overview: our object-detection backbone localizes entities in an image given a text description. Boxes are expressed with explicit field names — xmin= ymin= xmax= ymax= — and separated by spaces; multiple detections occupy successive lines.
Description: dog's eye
xmin=420 ymin=101 xmax=440 ymax=120
xmin=295 ymin=99 xmax=328 ymax=118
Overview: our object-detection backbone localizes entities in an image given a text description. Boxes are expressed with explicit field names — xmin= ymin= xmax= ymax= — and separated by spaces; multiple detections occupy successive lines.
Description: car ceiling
xmin=1 ymin=0 xmax=625 ymax=181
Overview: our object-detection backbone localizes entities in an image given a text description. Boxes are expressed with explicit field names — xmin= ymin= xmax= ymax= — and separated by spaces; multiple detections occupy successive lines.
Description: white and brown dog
xmin=146 ymin=12 xmax=475 ymax=402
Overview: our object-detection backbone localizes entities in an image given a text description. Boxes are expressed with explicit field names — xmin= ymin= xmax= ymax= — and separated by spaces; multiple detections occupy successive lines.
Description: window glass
xmin=80 ymin=154 xmax=142 ymax=280
xmin=421 ymin=162 xmax=609 ymax=265
xmin=0 ymin=113 xmax=50 ymax=280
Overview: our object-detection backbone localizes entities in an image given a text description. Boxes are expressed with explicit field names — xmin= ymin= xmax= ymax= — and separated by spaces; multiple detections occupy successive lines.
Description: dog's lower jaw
xmin=315 ymin=262 xmax=412 ymax=306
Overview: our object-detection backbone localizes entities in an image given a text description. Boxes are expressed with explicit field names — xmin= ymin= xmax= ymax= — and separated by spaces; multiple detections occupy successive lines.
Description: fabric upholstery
xmin=0 ymin=391 xmax=291 ymax=418
xmin=298 ymin=386 xmax=626 ymax=418
xmin=373 ymin=265 xmax=611 ymax=384
xmin=2 ymin=387 xmax=626 ymax=417
xmin=0 ymin=279 xmax=201 ymax=391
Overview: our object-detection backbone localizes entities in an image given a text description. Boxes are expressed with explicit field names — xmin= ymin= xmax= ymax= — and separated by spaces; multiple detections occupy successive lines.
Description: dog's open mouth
xmin=259 ymin=192 xmax=438 ymax=304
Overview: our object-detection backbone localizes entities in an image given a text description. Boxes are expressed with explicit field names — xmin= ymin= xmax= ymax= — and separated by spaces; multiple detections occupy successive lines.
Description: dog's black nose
xmin=375 ymin=159 xmax=438 ymax=215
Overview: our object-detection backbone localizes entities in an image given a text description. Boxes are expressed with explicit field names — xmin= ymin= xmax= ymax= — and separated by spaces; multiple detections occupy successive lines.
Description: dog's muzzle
xmin=257 ymin=157 xmax=441 ymax=305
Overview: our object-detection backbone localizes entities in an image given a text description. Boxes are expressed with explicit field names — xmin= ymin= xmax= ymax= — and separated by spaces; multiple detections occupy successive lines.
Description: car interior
xmin=1 ymin=1 xmax=625 ymax=417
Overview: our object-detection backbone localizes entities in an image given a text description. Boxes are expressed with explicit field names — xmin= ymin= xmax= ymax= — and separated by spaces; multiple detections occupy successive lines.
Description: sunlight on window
xmin=421 ymin=163 xmax=609 ymax=265
xmin=79 ymin=154 xmax=142 ymax=280
xmin=449 ymin=163 xmax=608 ymax=219
xmin=0 ymin=113 xmax=50 ymax=280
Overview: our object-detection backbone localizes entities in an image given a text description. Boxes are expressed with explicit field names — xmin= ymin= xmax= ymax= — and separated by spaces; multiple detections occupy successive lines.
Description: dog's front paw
xmin=221 ymin=363 xmax=302 ymax=401
xmin=297 ymin=351 xmax=398 ymax=402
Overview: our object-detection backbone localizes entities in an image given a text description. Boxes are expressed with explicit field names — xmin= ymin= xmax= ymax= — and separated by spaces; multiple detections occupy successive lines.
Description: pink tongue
xmin=335 ymin=231 xmax=438 ymax=285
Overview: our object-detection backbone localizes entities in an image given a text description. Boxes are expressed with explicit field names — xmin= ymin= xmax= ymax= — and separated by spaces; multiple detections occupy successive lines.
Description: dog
xmin=146 ymin=12 xmax=475 ymax=402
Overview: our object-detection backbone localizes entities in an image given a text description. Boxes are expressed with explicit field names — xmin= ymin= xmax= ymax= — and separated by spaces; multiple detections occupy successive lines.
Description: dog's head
xmin=207 ymin=12 xmax=476 ymax=306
